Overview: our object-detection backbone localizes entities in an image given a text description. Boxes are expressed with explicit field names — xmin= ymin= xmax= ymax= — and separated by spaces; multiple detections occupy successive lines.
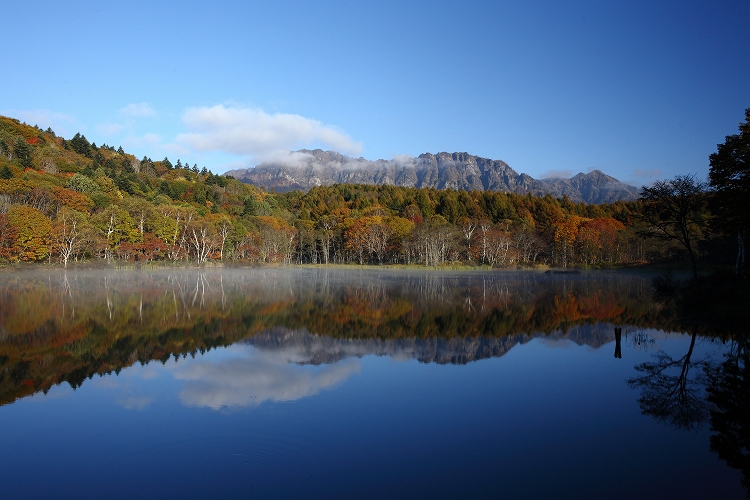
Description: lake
xmin=0 ymin=268 xmax=746 ymax=499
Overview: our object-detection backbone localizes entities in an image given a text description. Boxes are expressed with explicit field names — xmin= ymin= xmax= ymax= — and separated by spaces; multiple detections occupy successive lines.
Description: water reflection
xmin=173 ymin=344 xmax=361 ymax=410
xmin=617 ymin=269 xmax=750 ymax=497
xmin=1 ymin=268 xmax=747 ymax=498
xmin=706 ymin=334 xmax=750 ymax=493
xmin=0 ymin=268 xmax=665 ymax=406
xmin=627 ymin=325 xmax=749 ymax=495
xmin=628 ymin=332 xmax=712 ymax=429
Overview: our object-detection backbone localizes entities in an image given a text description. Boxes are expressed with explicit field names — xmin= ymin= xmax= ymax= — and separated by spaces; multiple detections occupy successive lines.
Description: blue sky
xmin=2 ymin=0 xmax=748 ymax=185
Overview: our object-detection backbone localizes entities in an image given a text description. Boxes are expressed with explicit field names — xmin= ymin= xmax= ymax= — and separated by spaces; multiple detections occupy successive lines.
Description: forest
xmin=0 ymin=109 xmax=747 ymax=275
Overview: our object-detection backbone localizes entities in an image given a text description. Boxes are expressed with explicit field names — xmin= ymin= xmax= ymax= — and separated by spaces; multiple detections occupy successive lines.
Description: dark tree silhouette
xmin=709 ymin=107 xmax=749 ymax=275
xmin=639 ymin=175 xmax=708 ymax=280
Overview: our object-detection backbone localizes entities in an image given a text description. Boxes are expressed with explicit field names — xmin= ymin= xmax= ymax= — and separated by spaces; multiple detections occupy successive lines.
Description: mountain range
xmin=226 ymin=150 xmax=640 ymax=204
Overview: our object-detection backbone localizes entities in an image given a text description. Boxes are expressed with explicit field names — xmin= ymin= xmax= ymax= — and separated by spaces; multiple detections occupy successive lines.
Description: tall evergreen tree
xmin=709 ymin=107 xmax=749 ymax=275
xmin=70 ymin=133 xmax=92 ymax=157
xmin=13 ymin=137 xmax=32 ymax=168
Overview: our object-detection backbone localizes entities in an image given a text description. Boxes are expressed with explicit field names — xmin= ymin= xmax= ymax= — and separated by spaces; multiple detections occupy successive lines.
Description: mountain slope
xmin=226 ymin=150 xmax=640 ymax=203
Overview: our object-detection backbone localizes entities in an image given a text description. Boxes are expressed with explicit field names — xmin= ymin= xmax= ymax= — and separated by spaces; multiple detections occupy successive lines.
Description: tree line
xmin=1 ymin=109 xmax=748 ymax=273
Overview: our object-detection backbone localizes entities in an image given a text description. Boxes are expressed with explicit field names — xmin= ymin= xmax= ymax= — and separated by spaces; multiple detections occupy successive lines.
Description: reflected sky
xmin=173 ymin=344 xmax=361 ymax=409
xmin=0 ymin=269 xmax=746 ymax=499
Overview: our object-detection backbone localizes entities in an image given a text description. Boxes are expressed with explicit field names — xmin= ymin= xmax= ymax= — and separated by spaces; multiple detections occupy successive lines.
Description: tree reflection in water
xmin=706 ymin=334 xmax=750 ymax=494
xmin=628 ymin=332 xmax=711 ymax=430
xmin=629 ymin=329 xmax=750 ymax=496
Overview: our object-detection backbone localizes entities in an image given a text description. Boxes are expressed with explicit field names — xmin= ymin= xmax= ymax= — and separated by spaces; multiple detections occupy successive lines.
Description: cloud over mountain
xmin=226 ymin=150 xmax=640 ymax=204
xmin=177 ymin=105 xmax=362 ymax=164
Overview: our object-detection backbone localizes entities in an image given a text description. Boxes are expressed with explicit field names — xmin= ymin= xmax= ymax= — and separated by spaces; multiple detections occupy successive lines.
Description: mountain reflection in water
xmin=0 ymin=268 xmax=747 ymax=499
xmin=0 ymin=268 xmax=659 ymax=406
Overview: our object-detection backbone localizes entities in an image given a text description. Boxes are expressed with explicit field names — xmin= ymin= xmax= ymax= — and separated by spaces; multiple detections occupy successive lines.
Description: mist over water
xmin=0 ymin=268 xmax=745 ymax=499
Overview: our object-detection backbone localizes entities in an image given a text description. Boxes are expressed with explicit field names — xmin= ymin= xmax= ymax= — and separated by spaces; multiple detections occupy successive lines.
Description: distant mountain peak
xmin=225 ymin=151 xmax=639 ymax=204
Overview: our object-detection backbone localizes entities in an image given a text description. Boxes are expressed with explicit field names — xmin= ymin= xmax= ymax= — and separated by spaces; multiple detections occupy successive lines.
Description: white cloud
xmin=176 ymin=104 xmax=362 ymax=164
xmin=116 ymin=395 xmax=154 ymax=411
xmin=119 ymin=102 xmax=157 ymax=118
xmin=258 ymin=149 xmax=316 ymax=167
xmin=393 ymin=154 xmax=415 ymax=167
xmin=541 ymin=169 xmax=572 ymax=179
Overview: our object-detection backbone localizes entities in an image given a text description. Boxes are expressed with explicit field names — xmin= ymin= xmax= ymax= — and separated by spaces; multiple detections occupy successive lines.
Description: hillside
xmin=0 ymin=113 xmax=668 ymax=269
xmin=226 ymin=149 xmax=640 ymax=203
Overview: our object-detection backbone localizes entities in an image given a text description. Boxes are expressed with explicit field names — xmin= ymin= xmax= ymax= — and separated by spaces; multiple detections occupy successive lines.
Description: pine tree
xmin=13 ymin=137 xmax=32 ymax=168
xmin=70 ymin=133 xmax=92 ymax=157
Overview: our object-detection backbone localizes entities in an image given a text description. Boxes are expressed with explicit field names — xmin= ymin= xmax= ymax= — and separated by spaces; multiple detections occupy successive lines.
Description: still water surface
xmin=0 ymin=268 xmax=745 ymax=499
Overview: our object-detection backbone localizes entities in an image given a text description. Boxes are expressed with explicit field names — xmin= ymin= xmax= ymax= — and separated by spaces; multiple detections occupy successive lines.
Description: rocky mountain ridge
xmin=226 ymin=150 xmax=640 ymax=204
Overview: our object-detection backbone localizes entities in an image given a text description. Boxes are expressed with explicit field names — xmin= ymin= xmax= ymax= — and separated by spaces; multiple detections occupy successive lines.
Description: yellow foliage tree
xmin=7 ymin=205 xmax=52 ymax=261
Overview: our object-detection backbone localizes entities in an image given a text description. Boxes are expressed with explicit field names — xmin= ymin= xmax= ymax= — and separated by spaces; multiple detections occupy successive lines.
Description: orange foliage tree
xmin=0 ymin=213 xmax=18 ymax=260
xmin=577 ymin=217 xmax=626 ymax=264
xmin=6 ymin=205 xmax=52 ymax=261
xmin=553 ymin=215 xmax=587 ymax=267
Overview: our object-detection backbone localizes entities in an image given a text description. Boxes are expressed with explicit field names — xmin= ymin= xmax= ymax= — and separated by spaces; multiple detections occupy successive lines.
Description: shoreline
xmin=0 ymin=259 xmax=678 ymax=276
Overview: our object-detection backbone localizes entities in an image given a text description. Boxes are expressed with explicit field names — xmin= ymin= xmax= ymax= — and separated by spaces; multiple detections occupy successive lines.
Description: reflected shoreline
xmin=1 ymin=268 xmax=678 ymax=406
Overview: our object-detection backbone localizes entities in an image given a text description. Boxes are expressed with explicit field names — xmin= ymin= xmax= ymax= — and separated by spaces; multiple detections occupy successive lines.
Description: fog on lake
xmin=0 ymin=268 xmax=746 ymax=499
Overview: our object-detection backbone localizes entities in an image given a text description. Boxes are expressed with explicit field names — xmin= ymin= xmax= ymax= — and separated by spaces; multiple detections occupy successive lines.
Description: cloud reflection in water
xmin=171 ymin=345 xmax=361 ymax=410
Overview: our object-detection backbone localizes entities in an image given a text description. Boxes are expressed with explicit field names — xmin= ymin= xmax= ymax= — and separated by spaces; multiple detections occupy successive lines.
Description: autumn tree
xmin=553 ymin=215 xmax=586 ymax=267
xmin=256 ymin=216 xmax=297 ymax=263
xmin=0 ymin=213 xmax=18 ymax=260
xmin=344 ymin=218 xmax=368 ymax=265
xmin=53 ymin=187 xmax=94 ymax=214
xmin=210 ymin=214 xmax=233 ymax=260
xmin=317 ymin=215 xmax=339 ymax=264
xmin=577 ymin=217 xmax=625 ymax=265
xmin=92 ymin=205 xmax=138 ymax=261
xmin=7 ymin=205 xmax=52 ymax=261
xmin=459 ymin=217 xmax=477 ymax=262
xmin=120 ymin=197 xmax=154 ymax=238
xmin=52 ymin=208 xmax=90 ymax=266
xmin=187 ymin=217 xmax=217 ymax=263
